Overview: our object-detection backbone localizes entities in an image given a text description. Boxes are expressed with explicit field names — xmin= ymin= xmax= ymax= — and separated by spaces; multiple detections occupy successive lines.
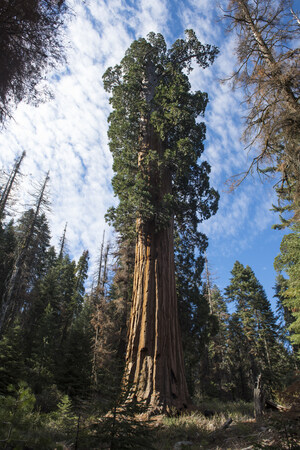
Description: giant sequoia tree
xmin=103 ymin=31 xmax=219 ymax=413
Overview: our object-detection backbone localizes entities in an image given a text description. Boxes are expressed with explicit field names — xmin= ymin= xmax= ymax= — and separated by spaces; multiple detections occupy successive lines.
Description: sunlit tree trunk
xmin=124 ymin=220 xmax=191 ymax=412
xmin=103 ymin=32 xmax=219 ymax=413
xmin=124 ymin=113 xmax=190 ymax=412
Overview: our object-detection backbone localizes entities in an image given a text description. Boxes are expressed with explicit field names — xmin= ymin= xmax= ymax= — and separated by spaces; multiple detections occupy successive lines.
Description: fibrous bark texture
xmin=124 ymin=120 xmax=191 ymax=413
xmin=124 ymin=220 xmax=191 ymax=413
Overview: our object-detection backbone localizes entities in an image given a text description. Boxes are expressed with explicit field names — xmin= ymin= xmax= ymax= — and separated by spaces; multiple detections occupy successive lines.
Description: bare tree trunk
xmin=238 ymin=0 xmax=298 ymax=109
xmin=97 ymin=230 xmax=105 ymax=289
xmin=204 ymin=254 xmax=212 ymax=313
xmin=124 ymin=127 xmax=190 ymax=412
xmin=58 ymin=222 xmax=67 ymax=259
xmin=124 ymin=218 xmax=191 ymax=413
xmin=254 ymin=374 xmax=265 ymax=419
xmin=0 ymin=151 xmax=25 ymax=220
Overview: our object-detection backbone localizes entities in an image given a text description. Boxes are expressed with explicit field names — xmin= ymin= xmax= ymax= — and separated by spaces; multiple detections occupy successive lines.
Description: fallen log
xmin=209 ymin=417 xmax=233 ymax=442
xmin=221 ymin=418 xmax=233 ymax=430
xmin=265 ymin=399 xmax=288 ymax=412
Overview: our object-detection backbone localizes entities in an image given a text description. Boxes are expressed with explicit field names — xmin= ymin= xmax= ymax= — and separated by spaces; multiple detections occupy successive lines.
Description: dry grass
xmin=148 ymin=401 xmax=300 ymax=449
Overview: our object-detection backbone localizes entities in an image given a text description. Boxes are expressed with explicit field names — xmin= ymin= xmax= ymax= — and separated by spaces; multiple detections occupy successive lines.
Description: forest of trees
xmin=0 ymin=0 xmax=299 ymax=448
xmin=0 ymin=148 xmax=297 ymax=446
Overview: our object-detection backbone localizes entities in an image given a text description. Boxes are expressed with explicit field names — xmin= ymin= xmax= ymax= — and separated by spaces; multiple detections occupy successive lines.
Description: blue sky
xmin=0 ymin=0 xmax=289 ymax=308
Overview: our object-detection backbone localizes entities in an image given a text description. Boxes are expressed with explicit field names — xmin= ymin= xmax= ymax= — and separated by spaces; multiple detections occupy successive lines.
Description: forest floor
xmin=148 ymin=400 xmax=300 ymax=449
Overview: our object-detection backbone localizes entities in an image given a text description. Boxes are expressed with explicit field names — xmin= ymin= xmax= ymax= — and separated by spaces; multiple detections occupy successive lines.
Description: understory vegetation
xmin=0 ymin=161 xmax=298 ymax=448
xmin=0 ymin=0 xmax=299 ymax=447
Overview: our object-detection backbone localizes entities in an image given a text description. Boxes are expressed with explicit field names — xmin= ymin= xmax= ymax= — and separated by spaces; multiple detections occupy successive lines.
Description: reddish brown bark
xmin=124 ymin=218 xmax=191 ymax=413
xmin=123 ymin=122 xmax=191 ymax=413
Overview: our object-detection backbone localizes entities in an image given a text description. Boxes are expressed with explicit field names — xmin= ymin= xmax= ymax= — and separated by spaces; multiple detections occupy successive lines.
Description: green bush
xmin=0 ymin=382 xmax=55 ymax=449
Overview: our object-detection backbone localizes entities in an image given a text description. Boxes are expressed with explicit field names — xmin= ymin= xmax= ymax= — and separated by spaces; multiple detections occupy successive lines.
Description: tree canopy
xmin=0 ymin=0 xmax=68 ymax=125
xmin=223 ymin=0 xmax=300 ymax=223
xmin=103 ymin=29 xmax=219 ymax=241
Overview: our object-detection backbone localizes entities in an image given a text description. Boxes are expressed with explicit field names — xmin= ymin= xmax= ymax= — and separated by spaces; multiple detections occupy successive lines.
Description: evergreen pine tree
xmin=0 ymin=173 xmax=50 ymax=333
xmin=204 ymin=286 xmax=232 ymax=400
xmin=274 ymin=274 xmax=293 ymax=349
xmin=174 ymin=231 xmax=215 ymax=397
xmin=0 ymin=220 xmax=17 ymax=303
xmin=225 ymin=261 xmax=291 ymax=395
xmin=274 ymin=223 xmax=300 ymax=358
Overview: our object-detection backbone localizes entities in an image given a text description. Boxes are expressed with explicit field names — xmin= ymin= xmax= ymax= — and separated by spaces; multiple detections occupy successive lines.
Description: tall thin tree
xmin=0 ymin=172 xmax=50 ymax=333
xmin=0 ymin=151 xmax=25 ymax=221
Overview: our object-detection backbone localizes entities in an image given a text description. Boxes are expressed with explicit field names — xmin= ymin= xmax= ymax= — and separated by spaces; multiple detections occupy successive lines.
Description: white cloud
xmin=0 ymin=0 xmax=278 ymax=288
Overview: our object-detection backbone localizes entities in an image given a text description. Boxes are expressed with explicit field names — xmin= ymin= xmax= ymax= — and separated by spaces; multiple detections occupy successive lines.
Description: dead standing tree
xmin=223 ymin=0 xmax=300 ymax=223
xmin=0 ymin=151 xmax=25 ymax=221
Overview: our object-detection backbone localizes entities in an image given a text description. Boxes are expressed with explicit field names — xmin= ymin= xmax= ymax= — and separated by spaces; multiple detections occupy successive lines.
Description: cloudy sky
xmin=0 ymin=0 xmax=287 ymax=305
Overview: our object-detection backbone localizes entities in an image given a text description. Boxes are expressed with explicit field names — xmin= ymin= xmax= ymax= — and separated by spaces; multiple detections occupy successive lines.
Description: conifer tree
xmin=275 ymin=223 xmax=300 ymax=358
xmin=225 ymin=261 xmax=290 ymax=394
xmin=204 ymin=287 xmax=232 ymax=399
xmin=58 ymin=302 xmax=93 ymax=399
xmin=109 ymin=239 xmax=135 ymax=361
xmin=58 ymin=222 xmax=68 ymax=260
xmin=174 ymin=232 xmax=215 ymax=397
xmin=274 ymin=274 xmax=294 ymax=349
xmin=89 ymin=240 xmax=127 ymax=391
xmin=0 ymin=221 xmax=17 ymax=303
xmin=23 ymin=249 xmax=90 ymax=397
xmin=0 ymin=151 xmax=25 ymax=221
xmin=15 ymin=211 xmax=51 ymax=290
xmin=0 ymin=173 xmax=50 ymax=333
xmin=73 ymin=250 xmax=89 ymax=313
xmin=0 ymin=0 xmax=68 ymax=124
xmin=227 ymin=313 xmax=253 ymax=400
xmin=103 ymin=30 xmax=219 ymax=412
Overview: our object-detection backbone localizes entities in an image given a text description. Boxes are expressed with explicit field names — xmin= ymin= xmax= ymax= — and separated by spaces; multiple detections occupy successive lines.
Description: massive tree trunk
xmin=124 ymin=218 xmax=191 ymax=413
xmin=123 ymin=98 xmax=191 ymax=412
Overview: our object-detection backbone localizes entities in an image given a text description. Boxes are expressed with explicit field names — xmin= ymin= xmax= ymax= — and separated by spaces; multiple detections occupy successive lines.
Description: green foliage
xmin=0 ymin=325 xmax=25 ymax=394
xmin=275 ymin=223 xmax=300 ymax=357
xmin=50 ymin=395 xmax=77 ymax=438
xmin=15 ymin=209 xmax=52 ymax=286
xmin=175 ymin=230 xmax=205 ymax=387
xmin=202 ymin=287 xmax=232 ymax=400
xmin=0 ymin=220 xmax=17 ymax=301
xmin=56 ymin=303 xmax=93 ymax=398
xmin=0 ymin=204 xmax=93 ymax=405
xmin=88 ymin=388 xmax=154 ymax=449
xmin=103 ymin=30 xmax=219 ymax=240
xmin=0 ymin=382 xmax=54 ymax=449
xmin=103 ymin=31 xmax=219 ymax=408
xmin=0 ymin=0 xmax=68 ymax=125
xmin=225 ymin=261 xmax=293 ymax=396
